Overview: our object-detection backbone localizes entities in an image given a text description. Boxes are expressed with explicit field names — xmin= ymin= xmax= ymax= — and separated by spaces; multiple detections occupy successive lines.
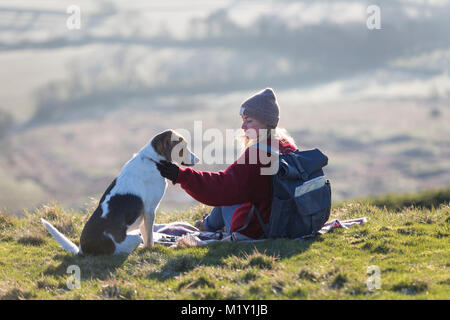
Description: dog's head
xmin=150 ymin=129 xmax=199 ymax=166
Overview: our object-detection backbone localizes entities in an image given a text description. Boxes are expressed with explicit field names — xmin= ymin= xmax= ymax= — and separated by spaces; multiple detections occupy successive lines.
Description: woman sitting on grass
xmin=156 ymin=88 xmax=298 ymax=239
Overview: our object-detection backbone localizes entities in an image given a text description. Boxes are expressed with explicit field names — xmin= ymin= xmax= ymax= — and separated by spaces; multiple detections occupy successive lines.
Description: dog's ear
xmin=152 ymin=130 xmax=182 ymax=162
xmin=168 ymin=130 xmax=185 ymax=163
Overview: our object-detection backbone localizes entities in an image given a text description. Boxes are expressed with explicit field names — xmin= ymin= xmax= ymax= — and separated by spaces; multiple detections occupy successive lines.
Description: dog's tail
xmin=41 ymin=218 xmax=80 ymax=255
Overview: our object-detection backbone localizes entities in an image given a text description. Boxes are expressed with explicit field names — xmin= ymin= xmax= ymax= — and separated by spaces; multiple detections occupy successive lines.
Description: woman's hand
xmin=155 ymin=160 xmax=179 ymax=183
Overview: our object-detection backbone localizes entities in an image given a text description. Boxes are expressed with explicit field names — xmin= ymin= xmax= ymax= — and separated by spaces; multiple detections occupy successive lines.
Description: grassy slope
xmin=0 ymin=189 xmax=449 ymax=300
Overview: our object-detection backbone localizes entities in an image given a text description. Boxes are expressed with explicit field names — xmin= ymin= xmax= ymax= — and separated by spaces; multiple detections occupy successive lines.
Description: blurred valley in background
xmin=0 ymin=0 xmax=449 ymax=215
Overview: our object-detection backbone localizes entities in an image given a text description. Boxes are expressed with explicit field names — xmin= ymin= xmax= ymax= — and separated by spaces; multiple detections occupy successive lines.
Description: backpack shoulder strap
xmin=253 ymin=205 xmax=269 ymax=238
xmin=235 ymin=204 xmax=269 ymax=239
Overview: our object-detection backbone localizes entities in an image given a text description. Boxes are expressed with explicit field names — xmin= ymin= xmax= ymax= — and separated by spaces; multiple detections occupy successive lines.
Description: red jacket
xmin=175 ymin=139 xmax=297 ymax=238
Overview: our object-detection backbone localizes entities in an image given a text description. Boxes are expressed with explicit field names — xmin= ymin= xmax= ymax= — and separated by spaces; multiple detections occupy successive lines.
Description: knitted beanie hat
xmin=240 ymin=88 xmax=280 ymax=127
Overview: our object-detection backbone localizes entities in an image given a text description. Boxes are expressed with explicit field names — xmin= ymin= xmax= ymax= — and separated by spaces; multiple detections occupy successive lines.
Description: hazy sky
xmin=0 ymin=0 xmax=449 ymax=120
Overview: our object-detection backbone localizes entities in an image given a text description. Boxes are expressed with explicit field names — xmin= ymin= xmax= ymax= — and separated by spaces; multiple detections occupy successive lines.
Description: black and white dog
xmin=42 ymin=129 xmax=198 ymax=256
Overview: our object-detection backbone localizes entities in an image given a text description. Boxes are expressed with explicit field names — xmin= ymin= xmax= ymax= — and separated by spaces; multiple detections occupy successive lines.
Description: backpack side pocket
xmin=294 ymin=181 xmax=331 ymax=234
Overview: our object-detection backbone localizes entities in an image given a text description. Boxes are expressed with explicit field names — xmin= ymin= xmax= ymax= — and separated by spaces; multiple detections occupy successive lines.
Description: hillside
xmin=0 ymin=188 xmax=448 ymax=300
xmin=2 ymin=95 xmax=449 ymax=216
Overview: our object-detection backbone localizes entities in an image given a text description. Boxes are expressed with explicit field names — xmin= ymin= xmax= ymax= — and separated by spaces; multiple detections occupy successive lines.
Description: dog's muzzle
xmin=181 ymin=153 xmax=199 ymax=166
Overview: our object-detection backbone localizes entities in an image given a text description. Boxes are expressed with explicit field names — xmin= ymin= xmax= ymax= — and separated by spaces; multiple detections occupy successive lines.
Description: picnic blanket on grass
xmin=152 ymin=217 xmax=367 ymax=248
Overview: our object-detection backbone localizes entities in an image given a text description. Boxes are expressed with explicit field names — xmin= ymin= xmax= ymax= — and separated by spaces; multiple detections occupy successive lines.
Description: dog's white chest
xmin=100 ymin=154 xmax=167 ymax=219
xmin=141 ymin=175 xmax=167 ymax=211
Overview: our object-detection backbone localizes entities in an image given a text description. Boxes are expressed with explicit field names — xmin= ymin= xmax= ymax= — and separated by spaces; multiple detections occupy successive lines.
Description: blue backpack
xmin=239 ymin=143 xmax=331 ymax=239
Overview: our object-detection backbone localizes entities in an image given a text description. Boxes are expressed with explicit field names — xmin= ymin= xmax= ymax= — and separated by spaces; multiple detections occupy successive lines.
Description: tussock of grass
xmin=241 ymin=270 xmax=259 ymax=283
xmin=298 ymin=269 xmax=319 ymax=282
xmin=330 ymin=274 xmax=348 ymax=289
xmin=17 ymin=234 xmax=46 ymax=246
xmin=0 ymin=189 xmax=449 ymax=299
xmin=1 ymin=288 xmax=35 ymax=300
xmin=163 ymin=254 xmax=201 ymax=275
xmin=0 ymin=213 xmax=14 ymax=229
xmin=178 ymin=275 xmax=215 ymax=291
xmin=223 ymin=248 xmax=279 ymax=270
xmin=391 ymin=280 xmax=429 ymax=296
